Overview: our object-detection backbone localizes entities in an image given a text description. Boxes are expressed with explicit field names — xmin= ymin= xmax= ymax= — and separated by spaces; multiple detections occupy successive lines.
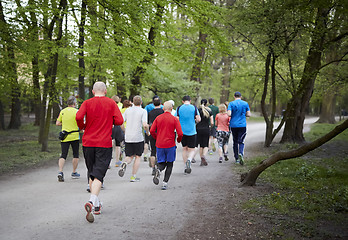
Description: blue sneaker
xmin=161 ymin=182 xmax=168 ymax=190
xmin=71 ymin=172 xmax=80 ymax=179
xmin=184 ymin=160 xmax=192 ymax=174
xmin=58 ymin=172 xmax=64 ymax=182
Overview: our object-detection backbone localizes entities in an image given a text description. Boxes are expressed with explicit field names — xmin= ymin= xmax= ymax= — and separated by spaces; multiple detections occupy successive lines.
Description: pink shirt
xmin=215 ymin=113 xmax=230 ymax=132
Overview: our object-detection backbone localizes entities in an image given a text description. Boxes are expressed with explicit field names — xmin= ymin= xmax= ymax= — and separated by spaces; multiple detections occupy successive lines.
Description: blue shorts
xmin=156 ymin=146 xmax=177 ymax=163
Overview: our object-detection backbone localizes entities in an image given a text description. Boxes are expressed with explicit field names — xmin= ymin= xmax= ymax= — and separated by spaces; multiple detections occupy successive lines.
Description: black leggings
xmin=158 ymin=162 xmax=174 ymax=183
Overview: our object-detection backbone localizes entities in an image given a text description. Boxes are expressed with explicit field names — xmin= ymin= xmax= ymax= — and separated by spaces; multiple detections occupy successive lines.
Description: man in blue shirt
xmin=175 ymin=95 xmax=201 ymax=174
xmin=227 ymin=91 xmax=250 ymax=165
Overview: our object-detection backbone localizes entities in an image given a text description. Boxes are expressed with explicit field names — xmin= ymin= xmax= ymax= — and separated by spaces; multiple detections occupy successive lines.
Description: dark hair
xmin=208 ymin=98 xmax=214 ymax=105
xmin=122 ymin=100 xmax=131 ymax=108
xmin=153 ymin=99 xmax=161 ymax=106
xmin=182 ymin=95 xmax=191 ymax=101
xmin=201 ymin=98 xmax=208 ymax=106
xmin=152 ymin=95 xmax=159 ymax=101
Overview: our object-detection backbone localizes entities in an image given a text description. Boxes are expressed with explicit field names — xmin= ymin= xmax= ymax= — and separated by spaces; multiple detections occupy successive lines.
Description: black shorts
xmin=83 ymin=147 xmax=112 ymax=183
xmin=125 ymin=141 xmax=144 ymax=157
xmin=114 ymin=139 xmax=121 ymax=147
xmin=196 ymin=129 xmax=210 ymax=148
xmin=209 ymin=126 xmax=216 ymax=137
xmin=149 ymin=136 xmax=157 ymax=157
xmin=181 ymin=134 xmax=196 ymax=148
xmin=60 ymin=140 xmax=79 ymax=159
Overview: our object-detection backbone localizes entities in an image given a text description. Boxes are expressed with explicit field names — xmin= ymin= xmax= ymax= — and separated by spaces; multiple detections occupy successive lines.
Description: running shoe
xmin=118 ymin=162 xmax=127 ymax=177
xmin=115 ymin=161 xmax=122 ymax=167
xmin=239 ymin=153 xmax=244 ymax=166
xmin=58 ymin=172 xmax=64 ymax=182
xmin=208 ymin=150 xmax=213 ymax=155
xmin=219 ymin=157 xmax=223 ymax=163
xmin=130 ymin=176 xmax=140 ymax=182
xmin=71 ymin=172 xmax=80 ymax=179
xmin=191 ymin=158 xmax=196 ymax=163
xmin=200 ymin=156 xmax=208 ymax=166
xmin=144 ymin=156 xmax=148 ymax=162
xmin=94 ymin=203 xmax=102 ymax=215
xmin=152 ymin=167 xmax=156 ymax=176
xmin=153 ymin=168 xmax=160 ymax=185
xmin=86 ymin=185 xmax=90 ymax=193
xmin=84 ymin=201 xmax=94 ymax=223
xmin=224 ymin=154 xmax=229 ymax=161
xmin=161 ymin=182 xmax=168 ymax=190
xmin=184 ymin=160 xmax=192 ymax=174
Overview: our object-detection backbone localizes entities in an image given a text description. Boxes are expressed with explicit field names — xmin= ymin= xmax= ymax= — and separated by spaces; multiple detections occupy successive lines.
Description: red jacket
xmin=76 ymin=96 xmax=123 ymax=148
xmin=150 ymin=112 xmax=183 ymax=148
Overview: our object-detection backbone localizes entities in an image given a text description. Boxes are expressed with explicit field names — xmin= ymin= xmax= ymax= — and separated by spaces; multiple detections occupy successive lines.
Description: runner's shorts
xmin=83 ymin=146 xmax=112 ymax=183
xmin=157 ymin=146 xmax=176 ymax=163
xmin=149 ymin=135 xmax=157 ymax=157
xmin=181 ymin=134 xmax=196 ymax=148
xmin=196 ymin=129 xmax=210 ymax=148
xmin=60 ymin=140 xmax=79 ymax=159
xmin=125 ymin=141 xmax=144 ymax=157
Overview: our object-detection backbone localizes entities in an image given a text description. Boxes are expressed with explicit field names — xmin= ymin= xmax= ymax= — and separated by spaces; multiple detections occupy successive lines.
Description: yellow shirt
xmin=57 ymin=107 xmax=79 ymax=142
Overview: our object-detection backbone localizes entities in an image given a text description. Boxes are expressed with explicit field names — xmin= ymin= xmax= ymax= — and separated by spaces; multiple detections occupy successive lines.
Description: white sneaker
xmin=161 ymin=182 xmax=168 ymax=190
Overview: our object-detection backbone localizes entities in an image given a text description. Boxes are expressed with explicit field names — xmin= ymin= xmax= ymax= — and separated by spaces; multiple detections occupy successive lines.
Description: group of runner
xmin=56 ymin=82 xmax=250 ymax=223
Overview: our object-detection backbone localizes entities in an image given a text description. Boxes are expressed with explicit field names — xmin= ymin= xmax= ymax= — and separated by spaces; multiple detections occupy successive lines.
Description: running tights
xmin=158 ymin=162 xmax=173 ymax=183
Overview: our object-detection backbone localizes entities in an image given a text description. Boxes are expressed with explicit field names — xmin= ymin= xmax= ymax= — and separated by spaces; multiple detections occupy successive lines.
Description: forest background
xmin=0 ymin=0 xmax=347 ymax=152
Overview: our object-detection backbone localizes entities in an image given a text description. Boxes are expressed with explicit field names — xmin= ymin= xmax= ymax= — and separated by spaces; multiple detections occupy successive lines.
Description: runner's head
xmin=93 ymin=82 xmax=107 ymax=96
xmin=208 ymin=98 xmax=214 ymax=105
xmin=234 ymin=91 xmax=242 ymax=98
xmin=218 ymin=104 xmax=226 ymax=113
xmin=133 ymin=95 xmax=142 ymax=106
xmin=182 ymin=95 xmax=191 ymax=103
xmin=163 ymin=101 xmax=173 ymax=112
xmin=67 ymin=96 xmax=76 ymax=107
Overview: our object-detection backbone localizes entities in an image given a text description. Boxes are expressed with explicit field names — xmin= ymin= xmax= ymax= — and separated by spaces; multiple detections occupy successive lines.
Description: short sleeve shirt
xmin=228 ymin=99 xmax=250 ymax=128
xmin=208 ymin=105 xmax=219 ymax=127
xmin=57 ymin=107 xmax=79 ymax=142
xmin=124 ymin=106 xmax=148 ymax=142
xmin=175 ymin=103 xmax=199 ymax=136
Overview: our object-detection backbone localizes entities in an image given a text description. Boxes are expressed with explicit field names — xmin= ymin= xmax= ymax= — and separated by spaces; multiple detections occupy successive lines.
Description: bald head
xmin=163 ymin=101 xmax=173 ymax=112
xmin=93 ymin=81 xmax=107 ymax=96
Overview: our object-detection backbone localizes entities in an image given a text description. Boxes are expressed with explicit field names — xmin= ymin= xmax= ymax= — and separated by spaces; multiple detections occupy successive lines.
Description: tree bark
xmin=0 ymin=1 xmax=21 ymax=129
xmin=78 ymin=0 xmax=87 ymax=102
xmin=281 ymin=7 xmax=329 ymax=143
xmin=130 ymin=3 xmax=164 ymax=96
xmin=220 ymin=55 xmax=232 ymax=103
xmin=0 ymin=100 xmax=5 ymax=130
xmin=240 ymin=119 xmax=348 ymax=187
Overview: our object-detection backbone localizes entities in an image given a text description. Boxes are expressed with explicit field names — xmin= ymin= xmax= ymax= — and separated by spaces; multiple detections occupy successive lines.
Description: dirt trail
xmin=0 ymin=118 xmax=317 ymax=240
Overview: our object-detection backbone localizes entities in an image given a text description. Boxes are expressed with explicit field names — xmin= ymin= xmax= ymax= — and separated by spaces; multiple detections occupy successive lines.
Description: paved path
xmin=0 ymin=117 xmax=317 ymax=240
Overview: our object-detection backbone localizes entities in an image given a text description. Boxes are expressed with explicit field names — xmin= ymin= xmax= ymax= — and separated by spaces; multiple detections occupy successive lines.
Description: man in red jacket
xmin=76 ymin=81 xmax=123 ymax=223
xmin=150 ymin=101 xmax=183 ymax=190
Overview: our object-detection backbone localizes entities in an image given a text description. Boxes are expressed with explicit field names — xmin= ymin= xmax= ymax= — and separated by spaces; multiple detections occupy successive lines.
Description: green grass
xmin=242 ymin=121 xmax=348 ymax=238
xmin=0 ymin=123 xmax=66 ymax=175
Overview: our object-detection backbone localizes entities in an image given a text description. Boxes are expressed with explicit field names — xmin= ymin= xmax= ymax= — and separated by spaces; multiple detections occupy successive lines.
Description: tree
xmin=240 ymin=119 xmax=348 ymax=186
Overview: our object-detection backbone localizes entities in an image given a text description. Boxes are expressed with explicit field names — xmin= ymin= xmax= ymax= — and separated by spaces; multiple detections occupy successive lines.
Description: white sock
xmin=89 ymin=194 xmax=99 ymax=207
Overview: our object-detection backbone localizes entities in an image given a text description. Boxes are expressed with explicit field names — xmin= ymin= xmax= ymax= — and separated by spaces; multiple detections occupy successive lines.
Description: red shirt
xmin=216 ymin=113 xmax=230 ymax=132
xmin=150 ymin=112 xmax=183 ymax=148
xmin=76 ymin=96 xmax=123 ymax=148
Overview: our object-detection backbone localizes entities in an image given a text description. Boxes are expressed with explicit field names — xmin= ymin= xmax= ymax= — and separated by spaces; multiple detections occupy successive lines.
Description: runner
xmin=76 ymin=82 xmax=123 ymax=223
xmin=148 ymin=98 xmax=164 ymax=175
xmin=175 ymin=95 xmax=201 ymax=174
xmin=215 ymin=104 xmax=231 ymax=163
xmin=118 ymin=95 xmax=149 ymax=182
xmin=227 ymin=91 xmax=251 ymax=165
xmin=56 ymin=96 xmax=80 ymax=182
xmin=150 ymin=101 xmax=183 ymax=190
xmin=195 ymin=99 xmax=213 ymax=166
xmin=208 ymin=98 xmax=219 ymax=154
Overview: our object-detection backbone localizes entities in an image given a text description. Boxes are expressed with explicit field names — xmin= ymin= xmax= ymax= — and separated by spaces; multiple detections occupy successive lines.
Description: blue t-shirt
xmin=175 ymin=103 xmax=199 ymax=136
xmin=228 ymin=99 xmax=250 ymax=128
xmin=145 ymin=103 xmax=163 ymax=113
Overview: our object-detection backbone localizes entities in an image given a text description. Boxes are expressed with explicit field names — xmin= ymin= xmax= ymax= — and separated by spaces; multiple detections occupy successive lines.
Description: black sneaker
xmin=58 ymin=172 xmax=64 ymax=182
xmin=219 ymin=157 xmax=223 ymax=163
xmin=224 ymin=154 xmax=229 ymax=161
xmin=153 ymin=168 xmax=160 ymax=185
xmin=185 ymin=160 xmax=192 ymax=174
xmin=118 ymin=162 xmax=127 ymax=177
xmin=152 ymin=168 xmax=156 ymax=176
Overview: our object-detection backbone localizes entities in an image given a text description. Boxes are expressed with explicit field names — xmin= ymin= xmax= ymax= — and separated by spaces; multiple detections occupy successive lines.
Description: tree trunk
xmin=0 ymin=1 xmax=21 ymax=129
xmin=32 ymin=55 xmax=41 ymax=126
xmin=0 ymin=100 xmax=5 ymax=130
xmin=78 ymin=0 xmax=87 ymax=103
xmin=281 ymin=7 xmax=329 ymax=143
xmin=220 ymin=55 xmax=232 ymax=103
xmin=317 ymin=93 xmax=336 ymax=124
xmin=240 ymin=119 xmax=348 ymax=187
xmin=190 ymin=31 xmax=207 ymax=103
xmin=130 ymin=3 xmax=164 ymax=96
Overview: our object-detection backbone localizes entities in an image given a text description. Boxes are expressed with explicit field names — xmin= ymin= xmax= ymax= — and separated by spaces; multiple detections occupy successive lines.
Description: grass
xmin=0 ymin=123 xmax=67 ymax=175
xmin=242 ymin=121 xmax=348 ymax=239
